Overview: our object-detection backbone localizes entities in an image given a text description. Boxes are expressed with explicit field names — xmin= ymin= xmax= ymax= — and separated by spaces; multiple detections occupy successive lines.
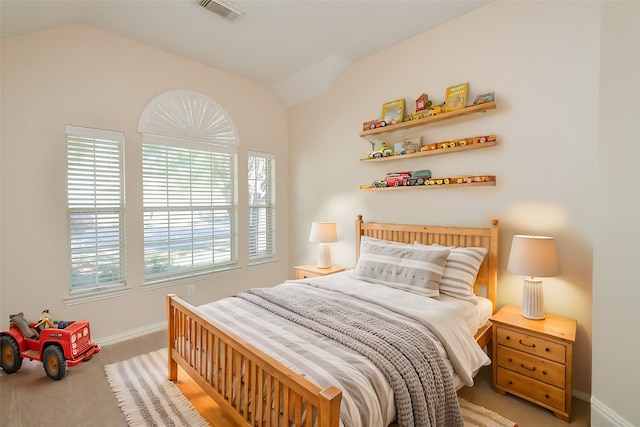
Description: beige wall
xmin=3 ymin=2 xmax=639 ymax=425
xmin=0 ymin=24 xmax=290 ymax=342
xmin=593 ymin=2 xmax=640 ymax=426
xmin=288 ymin=1 xmax=599 ymax=397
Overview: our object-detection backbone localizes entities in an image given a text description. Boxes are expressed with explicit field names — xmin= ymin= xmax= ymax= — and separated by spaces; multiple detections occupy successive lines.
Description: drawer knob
xmin=545 ymin=393 xmax=550 ymax=399
xmin=520 ymin=363 xmax=536 ymax=372
xmin=508 ymin=380 xmax=513 ymax=385
xmin=508 ymin=357 xmax=512 ymax=362
xmin=519 ymin=339 xmax=535 ymax=348
xmin=506 ymin=335 xmax=511 ymax=340
xmin=543 ymin=370 xmax=548 ymax=375
xmin=545 ymin=347 xmax=550 ymax=352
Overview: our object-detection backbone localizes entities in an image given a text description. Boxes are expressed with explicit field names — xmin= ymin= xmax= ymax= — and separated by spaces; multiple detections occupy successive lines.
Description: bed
xmin=167 ymin=215 xmax=499 ymax=427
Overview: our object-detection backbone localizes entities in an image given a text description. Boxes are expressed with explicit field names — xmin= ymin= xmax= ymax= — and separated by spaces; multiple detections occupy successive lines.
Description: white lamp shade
xmin=507 ymin=235 xmax=558 ymax=277
xmin=309 ymin=222 xmax=337 ymax=243
xmin=309 ymin=222 xmax=337 ymax=269
xmin=508 ymin=234 xmax=558 ymax=320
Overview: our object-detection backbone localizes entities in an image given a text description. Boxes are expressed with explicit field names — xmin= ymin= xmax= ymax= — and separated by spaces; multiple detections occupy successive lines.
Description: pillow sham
xmin=415 ymin=242 xmax=488 ymax=304
xmin=355 ymin=237 xmax=449 ymax=297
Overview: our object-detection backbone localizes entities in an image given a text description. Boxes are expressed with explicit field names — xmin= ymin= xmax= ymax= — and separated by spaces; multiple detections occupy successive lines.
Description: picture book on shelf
xmin=444 ymin=82 xmax=469 ymax=112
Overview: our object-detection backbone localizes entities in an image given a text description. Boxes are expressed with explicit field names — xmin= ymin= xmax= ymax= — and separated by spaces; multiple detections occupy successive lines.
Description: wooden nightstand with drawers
xmin=491 ymin=305 xmax=577 ymax=422
xmin=294 ymin=264 xmax=345 ymax=279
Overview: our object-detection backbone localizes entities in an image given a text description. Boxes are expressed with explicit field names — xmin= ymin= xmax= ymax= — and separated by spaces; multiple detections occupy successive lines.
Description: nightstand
xmin=491 ymin=305 xmax=577 ymax=422
xmin=294 ymin=264 xmax=345 ymax=279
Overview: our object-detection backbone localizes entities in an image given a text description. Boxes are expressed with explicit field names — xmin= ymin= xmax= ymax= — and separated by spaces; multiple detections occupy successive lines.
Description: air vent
xmin=198 ymin=0 xmax=244 ymax=21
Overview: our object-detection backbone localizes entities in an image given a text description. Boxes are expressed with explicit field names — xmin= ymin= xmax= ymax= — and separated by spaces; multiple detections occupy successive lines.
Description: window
xmin=248 ymin=152 xmax=276 ymax=264
xmin=139 ymin=90 xmax=239 ymax=284
xmin=66 ymin=125 xmax=125 ymax=292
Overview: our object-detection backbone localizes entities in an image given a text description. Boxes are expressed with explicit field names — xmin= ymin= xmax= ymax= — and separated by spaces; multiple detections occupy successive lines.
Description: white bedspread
xmin=198 ymin=270 xmax=491 ymax=427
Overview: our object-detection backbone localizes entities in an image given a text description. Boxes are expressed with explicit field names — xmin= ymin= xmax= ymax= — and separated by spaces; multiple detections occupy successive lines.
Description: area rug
xmin=104 ymin=348 xmax=208 ymax=427
xmin=459 ymin=397 xmax=518 ymax=427
xmin=105 ymin=348 xmax=517 ymax=427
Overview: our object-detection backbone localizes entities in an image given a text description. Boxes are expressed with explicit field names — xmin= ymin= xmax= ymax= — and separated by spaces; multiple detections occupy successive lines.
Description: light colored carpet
xmin=105 ymin=348 xmax=517 ymax=427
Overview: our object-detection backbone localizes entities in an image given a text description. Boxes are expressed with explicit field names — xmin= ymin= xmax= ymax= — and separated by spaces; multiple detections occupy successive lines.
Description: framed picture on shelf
xmin=381 ymin=99 xmax=405 ymax=125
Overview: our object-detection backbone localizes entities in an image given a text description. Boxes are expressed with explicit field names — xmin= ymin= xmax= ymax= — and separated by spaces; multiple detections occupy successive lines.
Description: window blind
xmin=143 ymin=143 xmax=237 ymax=282
xmin=66 ymin=125 xmax=125 ymax=292
xmin=248 ymin=152 xmax=276 ymax=264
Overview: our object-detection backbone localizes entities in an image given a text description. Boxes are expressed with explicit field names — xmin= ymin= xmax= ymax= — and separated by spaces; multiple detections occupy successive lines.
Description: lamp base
xmin=522 ymin=277 xmax=545 ymax=320
xmin=317 ymin=243 xmax=332 ymax=269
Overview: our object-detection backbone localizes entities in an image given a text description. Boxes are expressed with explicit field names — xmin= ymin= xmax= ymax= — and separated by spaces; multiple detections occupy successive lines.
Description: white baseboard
xmin=94 ymin=321 xmax=166 ymax=347
xmin=591 ymin=396 xmax=633 ymax=427
xmin=573 ymin=389 xmax=590 ymax=402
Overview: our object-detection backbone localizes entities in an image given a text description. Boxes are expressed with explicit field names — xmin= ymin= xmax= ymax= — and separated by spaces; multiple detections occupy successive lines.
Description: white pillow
xmin=355 ymin=237 xmax=449 ymax=297
xmin=415 ymin=242 xmax=488 ymax=304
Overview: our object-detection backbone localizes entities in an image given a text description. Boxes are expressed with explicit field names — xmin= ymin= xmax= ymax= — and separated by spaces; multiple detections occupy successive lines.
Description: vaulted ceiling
xmin=1 ymin=0 xmax=491 ymax=105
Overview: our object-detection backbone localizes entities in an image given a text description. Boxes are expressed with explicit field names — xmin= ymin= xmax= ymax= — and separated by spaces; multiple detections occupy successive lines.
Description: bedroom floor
xmin=0 ymin=330 xmax=590 ymax=427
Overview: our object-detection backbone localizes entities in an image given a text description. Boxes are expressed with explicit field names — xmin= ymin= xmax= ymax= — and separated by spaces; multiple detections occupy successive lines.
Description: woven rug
xmin=104 ymin=348 xmax=208 ymax=427
xmin=105 ymin=348 xmax=517 ymax=427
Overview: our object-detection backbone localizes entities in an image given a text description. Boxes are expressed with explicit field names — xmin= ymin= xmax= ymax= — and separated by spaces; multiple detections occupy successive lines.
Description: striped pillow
xmin=415 ymin=243 xmax=487 ymax=304
xmin=355 ymin=237 xmax=449 ymax=297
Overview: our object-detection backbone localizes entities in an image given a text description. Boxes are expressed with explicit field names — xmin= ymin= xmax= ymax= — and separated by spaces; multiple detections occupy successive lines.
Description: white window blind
xmin=248 ymin=152 xmax=276 ymax=264
xmin=66 ymin=125 xmax=125 ymax=292
xmin=143 ymin=143 xmax=237 ymax=282
xmin=138 ymin=90 xmax=239 ymax=283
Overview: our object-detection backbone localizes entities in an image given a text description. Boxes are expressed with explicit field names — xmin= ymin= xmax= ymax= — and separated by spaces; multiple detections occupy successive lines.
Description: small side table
xmin=294 ymin=264 xmax=345 ymax=279
xmin=491 ymin=305 xmax=577 ymax=422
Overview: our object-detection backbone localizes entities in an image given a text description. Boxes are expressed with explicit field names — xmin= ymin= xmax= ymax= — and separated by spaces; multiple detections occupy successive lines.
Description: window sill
xmin=64 ymin=285 xmax=132 ymax=306
xmin=142 ymin=265 xmax=242 ymax=291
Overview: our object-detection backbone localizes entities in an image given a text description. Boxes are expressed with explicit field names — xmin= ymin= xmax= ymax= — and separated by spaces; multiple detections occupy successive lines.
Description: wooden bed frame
xmin=167 ymin=215 xmax=499 ymax=427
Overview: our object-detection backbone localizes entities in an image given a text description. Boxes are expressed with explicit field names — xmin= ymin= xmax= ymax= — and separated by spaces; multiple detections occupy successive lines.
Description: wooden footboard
xmin=167 ymin=294 xmax=342 ymax=427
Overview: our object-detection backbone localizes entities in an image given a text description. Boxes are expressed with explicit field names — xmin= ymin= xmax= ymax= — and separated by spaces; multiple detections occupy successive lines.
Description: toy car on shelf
xmin=405 ymin=169 xmax=432 ymax=186
xmin=406 ymin=111 xmax=428 ymax=121
xmin=368 ymin=142 xmax=393 ymax=159
xmin=428 ymin=178 xmax=450 ymax=185
xmin=476 ymin=135 xmax=497 ymax=144
xmin=0 ymin=316 xmax=100 ymax=380
xmin=372 ymin=179 xmax=387 ymax=188
xmin=472 ymin=92 xmax=495 ymax=105
xmin=363 ymin=119 xmax=387 ymax=131
xmin=428 ymin=106 xmax=443 ymax=116
xmin=384 ymin=172 xmax=411 ymax=187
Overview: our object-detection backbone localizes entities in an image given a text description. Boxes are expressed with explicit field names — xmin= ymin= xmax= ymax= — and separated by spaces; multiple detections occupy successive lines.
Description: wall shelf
xmin=360 ymin=176 xmax=496 ymax=191
xmin=360 ymin=136 xmax=497 ymax=162
xmin=360 ymin=101 xmax=497 ymax=138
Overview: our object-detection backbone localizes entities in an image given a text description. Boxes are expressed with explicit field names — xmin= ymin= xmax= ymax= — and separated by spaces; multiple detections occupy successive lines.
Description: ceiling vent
xmin=198 ymin=0 xmax=244 ymax=21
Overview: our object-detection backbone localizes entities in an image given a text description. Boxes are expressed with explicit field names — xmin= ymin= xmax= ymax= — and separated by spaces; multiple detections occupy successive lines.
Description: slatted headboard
xmin=355 ymin=215 xmax=499 ymax=312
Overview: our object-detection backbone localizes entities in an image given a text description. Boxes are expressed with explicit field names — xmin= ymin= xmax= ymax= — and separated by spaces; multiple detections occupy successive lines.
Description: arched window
xmin=139 ymin=90 xmax=239 ymax=283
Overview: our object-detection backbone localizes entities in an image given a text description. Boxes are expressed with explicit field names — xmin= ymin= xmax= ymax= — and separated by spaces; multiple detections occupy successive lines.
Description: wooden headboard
xmin=355 ymin=215 xmax=499 ymax=312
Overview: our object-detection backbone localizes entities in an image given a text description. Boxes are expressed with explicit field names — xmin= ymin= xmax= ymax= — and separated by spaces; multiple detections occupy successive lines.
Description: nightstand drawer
xmin=497 ymin=367 xmax=565 ymax=412
xmin=496 ymin=345 xmax=565 ymax=388
xmin=296 ymin=270 xmax=322 ymax=279
xmin=496 ymin=326 xmax=566 ymax=364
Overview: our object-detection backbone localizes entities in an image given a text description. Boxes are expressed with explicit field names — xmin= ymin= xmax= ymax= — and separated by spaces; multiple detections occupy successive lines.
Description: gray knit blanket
xmin=238 ymin=287 xmax=463 ymax=427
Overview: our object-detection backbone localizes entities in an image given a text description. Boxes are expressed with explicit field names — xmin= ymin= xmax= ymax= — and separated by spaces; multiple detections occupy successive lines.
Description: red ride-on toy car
xmin=0 ymin=314 xmax=100 ymax=380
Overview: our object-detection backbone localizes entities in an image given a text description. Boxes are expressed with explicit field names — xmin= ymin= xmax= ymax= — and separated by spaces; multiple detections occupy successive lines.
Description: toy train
xmin=420 ymin=135 xmax=496 ymax=152
xmin=371 ymin=171 xmax=494 ymax=188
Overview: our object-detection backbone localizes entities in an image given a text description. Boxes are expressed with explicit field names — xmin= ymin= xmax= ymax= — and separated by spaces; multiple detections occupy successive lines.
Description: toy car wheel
xmin=43 ymin=345 xmax=67 ymax=380
xmin=0 ymin=335 xmax=23 ymax=374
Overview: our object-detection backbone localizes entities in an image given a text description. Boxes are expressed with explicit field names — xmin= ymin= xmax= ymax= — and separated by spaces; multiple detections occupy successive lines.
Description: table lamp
xmin=507 ymin=234 xmax=559 ymax=320
xmin=309 ymin=221 xmax=337 ymax=269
